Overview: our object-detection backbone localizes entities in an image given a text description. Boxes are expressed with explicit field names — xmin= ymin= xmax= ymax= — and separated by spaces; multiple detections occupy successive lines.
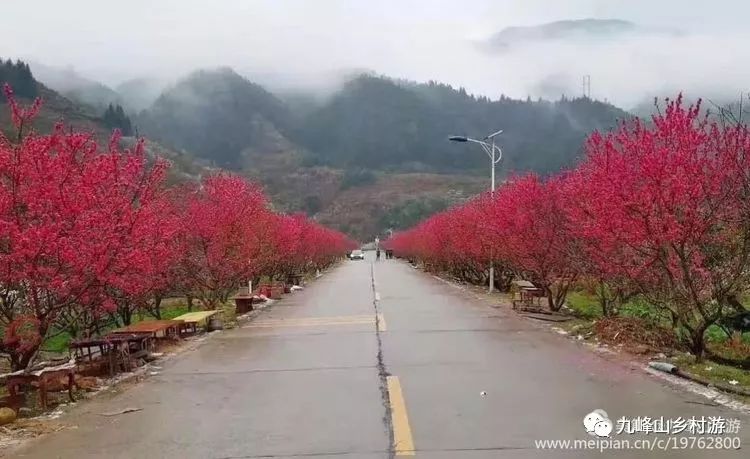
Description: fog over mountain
xmin=476 ymin=18 xmax=749 ymax=108
xmin=28 ymin=62 xmax=122 ymax=110
xmin=1 ymin=1 xmax=749 ymax=110
xmin=481 ymin=19 xmax=678 ymax=51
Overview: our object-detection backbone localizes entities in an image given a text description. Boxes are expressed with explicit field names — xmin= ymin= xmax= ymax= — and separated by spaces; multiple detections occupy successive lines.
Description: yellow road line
xmin=387 ymin=376 xmax=415 ymax=456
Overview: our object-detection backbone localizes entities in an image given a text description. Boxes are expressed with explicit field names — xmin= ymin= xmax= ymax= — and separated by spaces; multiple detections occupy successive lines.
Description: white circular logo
xmin=584 ymin=409 xmax=612 ymax=437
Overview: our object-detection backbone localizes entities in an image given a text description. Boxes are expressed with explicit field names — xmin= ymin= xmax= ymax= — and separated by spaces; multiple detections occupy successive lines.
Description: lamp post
xmin=449 ymin=130 xmax=503 ymax=293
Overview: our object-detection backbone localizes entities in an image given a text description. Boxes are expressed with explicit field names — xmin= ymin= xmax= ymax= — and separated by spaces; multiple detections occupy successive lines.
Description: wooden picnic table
xmin=511 ymin=281 xmax=544 ymax=310
xmin=512 ymin=280 xmax=536 ymax=289
xmin=3 ymin=361 xmax=76 ymax=410
xmin=172 ymin=310 xmax=220 ymax=334
xmin=109 ymin=320 xmax=183 ymax=340
xmin=71 ymin=333 xmax=154 ymax=376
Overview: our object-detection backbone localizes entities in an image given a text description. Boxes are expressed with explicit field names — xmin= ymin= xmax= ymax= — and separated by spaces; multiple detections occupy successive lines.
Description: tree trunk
xmin=152 ymin=295 xmax=162 ymax=319
xmin=544 ymin=285 xmax=565 ymax=312
xmin=689 ymin=326 xmax=708 ymax=362
xmin=93 ymin=319 xmax=102 ymax=337
xmin=121 ymin=305 xmax=133 ymax=326
xmin=186 ymin=295 xmax=194 ymax=312
xmin=544 ymin=286 xmax=560 ymax=311
xmin=597 ymin=282 xmax=611 ymax=316
xmin=9 ymin=353 xmax=22 ymax=372
xmin=11 ymin=346 xmax=39 ymax=371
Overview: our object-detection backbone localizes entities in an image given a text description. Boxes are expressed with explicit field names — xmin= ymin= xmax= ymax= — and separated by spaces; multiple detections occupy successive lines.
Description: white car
xmin=349 ymin=249 xmax=365 ymax=260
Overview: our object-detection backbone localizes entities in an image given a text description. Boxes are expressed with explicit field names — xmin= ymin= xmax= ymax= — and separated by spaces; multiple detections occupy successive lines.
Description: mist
xmin=2 ymin=0 xmax=749 ymax=109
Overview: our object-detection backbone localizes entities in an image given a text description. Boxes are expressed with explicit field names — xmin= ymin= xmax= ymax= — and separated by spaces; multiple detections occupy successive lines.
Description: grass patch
xmin=565 ymin=291 xmax=602 ymax=319
xmin=36 ymin=298 xmax=208 ymax=354
xmin=566 ymin=291 xmax=672 ymax=325
xmin=131 ymin=298 xmax=191 ymax=323
xmin=708 ymin=339 xmax=750 ymax=363
xmin=619 ymin=297 xmax=671 ymax=324
xmin=706 ymin=325 xmax=732 ymax=343
xmin=160 ymin=305 xmax=191 ymax=320
xmin=565 ymin=291 xmax=749 ymax=351
xmin=672 ymin=354 xmax=750 ymax=390
xmin=41 ymin=330 xmax=72 ymax=353
xmin=220 ymin=302 xmax=237 ymax=324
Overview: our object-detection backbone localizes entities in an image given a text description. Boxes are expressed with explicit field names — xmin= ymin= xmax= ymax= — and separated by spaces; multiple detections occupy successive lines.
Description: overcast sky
xmin=1 ymin=0 xmax=749 ymax=108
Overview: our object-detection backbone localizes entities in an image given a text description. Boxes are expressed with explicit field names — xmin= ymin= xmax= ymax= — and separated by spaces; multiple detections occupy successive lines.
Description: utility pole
xmin=449 ymin=130 xmax=503 ymax=293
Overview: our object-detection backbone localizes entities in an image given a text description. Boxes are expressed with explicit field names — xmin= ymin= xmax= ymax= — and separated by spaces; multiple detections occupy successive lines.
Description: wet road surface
xmin=10 ymin=253 xmax=750 ymax=458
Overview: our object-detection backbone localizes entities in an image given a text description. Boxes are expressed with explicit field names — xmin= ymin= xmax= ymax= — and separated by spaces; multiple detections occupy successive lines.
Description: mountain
xmin=481 ymin=19 xmax=679 ymax=52
xmin=29 ymin=62 xmax=122 ymax=110
xmin=28 ymin=64 xmax=167 ymax=114
xmin=0 ymin=58 xmax=37 ymax=100
xmin=139 ymin=68 xmax=293 ymax=168
xmin=1 ymin=60 xmax=204 ymax=185
xmin=116 ymin=78 xmax=167 ymax=113
xmin=5 ymin=60 xmax=634 ymax=239
xmin=132 ymin=69 xmax=629 ymax=237
xmin=315 ymin=173 xmax=486 ymax=237
xmin=296 ymin=75 xmax=630 ymax=175
xmin=2 ymin=59 xmax=105 ymax=137
xmin=139 ymin=70 xmax=628 ymax=176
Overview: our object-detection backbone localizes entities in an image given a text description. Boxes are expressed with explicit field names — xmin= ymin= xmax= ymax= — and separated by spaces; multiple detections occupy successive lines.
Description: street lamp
xmin=449 ymin=129 xmax=503 ymax=293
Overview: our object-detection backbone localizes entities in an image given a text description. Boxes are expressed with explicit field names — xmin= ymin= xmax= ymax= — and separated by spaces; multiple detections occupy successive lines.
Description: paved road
xmin=10 ymin=253 xmax=750 ymax=458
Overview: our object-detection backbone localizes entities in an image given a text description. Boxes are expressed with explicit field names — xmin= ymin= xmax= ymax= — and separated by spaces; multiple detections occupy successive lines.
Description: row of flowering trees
xmin=389 ymin=96 xmax=750 ymax=360
xmin=0 ymin=86 xmax=355 ymax=370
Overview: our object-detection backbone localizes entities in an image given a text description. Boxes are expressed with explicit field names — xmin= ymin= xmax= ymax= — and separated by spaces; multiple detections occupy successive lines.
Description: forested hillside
xmin=139 ymin=68 xmax=293 ymax=168
xmin=138 ymin=71 xmax=629 ymax=176
xmin=29 ymin=62 xmax=122 ymax=110
xmin=14 ymin=61 xmax=633 ymax=238
xmin=297 ymin=75 xmax=629 ymax=174
xmin=0 ymin=59 xmax=205 ymax=185
xmin=0 ymin=58 xmax=37 ymax=99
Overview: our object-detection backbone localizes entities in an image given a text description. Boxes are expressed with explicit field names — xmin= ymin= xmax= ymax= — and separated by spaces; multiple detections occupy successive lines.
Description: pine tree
xmin=102 ymin=103 xmax=134 ymax=136
xmin=0 ymin=58 xmax=38 ymax=99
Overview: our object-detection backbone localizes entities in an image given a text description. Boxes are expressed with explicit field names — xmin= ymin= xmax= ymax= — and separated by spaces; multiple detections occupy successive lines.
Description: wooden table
xmin=110 ymin=320 xmax=183 ymax=339
xmin=512 ymin=284 xmax=544 ymax=310
xmin=71 ymin=333 xmax=153 ymax=376
xmin=172 ymin=310 xmax=220 ymax=334
xmin=4 ymin=362 xmax=76 ymax=410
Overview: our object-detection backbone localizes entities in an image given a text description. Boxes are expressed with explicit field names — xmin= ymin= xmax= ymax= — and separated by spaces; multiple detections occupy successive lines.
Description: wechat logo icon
xmin=584 ymin=409 xmax=613 ymax=438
